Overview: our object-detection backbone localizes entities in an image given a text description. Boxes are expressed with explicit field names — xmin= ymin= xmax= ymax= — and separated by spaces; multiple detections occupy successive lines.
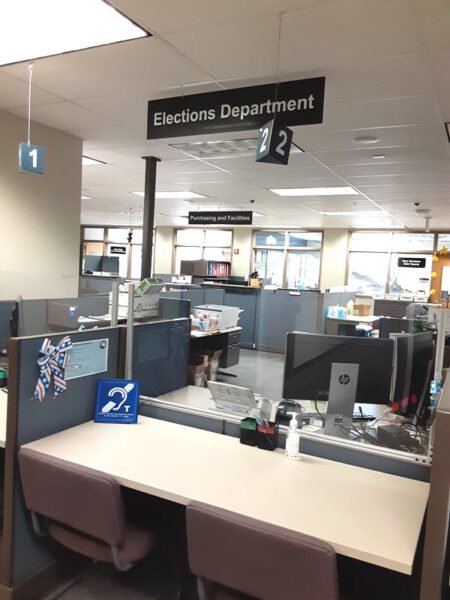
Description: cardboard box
xmin=189 ymin=364 xmax=205 ymax=387
xmin=249 ymin=278 xmax=262 ymax=288
xmin=206 ymin=350 xmax=222 ymax=382
xmin=353 ymin=304 xmax=371 ymax=316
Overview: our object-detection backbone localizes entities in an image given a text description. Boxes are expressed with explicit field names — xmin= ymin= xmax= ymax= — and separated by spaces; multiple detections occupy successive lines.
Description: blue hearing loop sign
xmin=95 ymin=379 xmax=140 ymax=424
xmin=18 ymin=142 xmax=45 ymax=175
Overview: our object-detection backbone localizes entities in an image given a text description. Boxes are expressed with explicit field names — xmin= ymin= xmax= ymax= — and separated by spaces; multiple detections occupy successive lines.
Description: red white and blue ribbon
xmin=34 ymin=336 xmax=72 ymax=401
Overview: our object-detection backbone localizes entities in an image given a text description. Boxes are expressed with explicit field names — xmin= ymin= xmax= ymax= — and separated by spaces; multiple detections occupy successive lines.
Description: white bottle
xmin=285 ymin=413 xmax=301 ymax=460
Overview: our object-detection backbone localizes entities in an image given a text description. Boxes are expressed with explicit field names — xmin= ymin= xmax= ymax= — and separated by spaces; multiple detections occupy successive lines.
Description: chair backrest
xmin=186 ymin=502 xmax=339 ymax=600
xmin=18 ymin=447 xmax=125 ymax=547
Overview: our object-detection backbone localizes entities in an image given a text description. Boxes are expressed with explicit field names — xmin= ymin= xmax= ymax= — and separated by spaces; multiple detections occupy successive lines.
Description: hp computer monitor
xmin=283 ymin=332 xmax=394 ymax=405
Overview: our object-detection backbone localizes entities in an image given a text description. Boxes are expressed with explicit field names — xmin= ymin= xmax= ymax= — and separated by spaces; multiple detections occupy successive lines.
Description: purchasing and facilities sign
xmin=188 ymin=211 xmax=252 ymax=225
xmin=147 ymin=77 xmax=325 ymax=139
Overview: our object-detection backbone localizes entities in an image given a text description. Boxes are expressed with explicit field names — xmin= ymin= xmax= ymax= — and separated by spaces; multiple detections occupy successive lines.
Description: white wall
xmin=0 ymin=109 xmax=82 ymax=300
xmin=319 ymin=229 xmax=349 ymax=291
xmin=153 ymin=227 xmax=174 ymax=274
xmin=231 ymin=227 xmax=252 ymax=277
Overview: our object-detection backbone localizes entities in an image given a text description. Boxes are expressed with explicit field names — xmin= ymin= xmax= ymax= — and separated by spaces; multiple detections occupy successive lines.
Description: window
xmin=347 ymin=232 xmax=436 ymax=297
xmin=286 ymin=251 xmax=321 ymax=289
xmin=389 ymin=254 xmax=432 ymax=297
xmin=174 ymin=229 xmax=233 ymax=274
xmin=253 ymin=230 xmax=322 ymax=288
xmin=348 ymin=252 xmax=389 ymax=296
xmin=80 ymin=226 xmax=149 ymax=279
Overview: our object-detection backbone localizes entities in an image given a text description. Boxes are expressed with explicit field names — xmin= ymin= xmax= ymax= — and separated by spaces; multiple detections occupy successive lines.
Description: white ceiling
xmin=1 ymin=0 xmax=450 ymax=229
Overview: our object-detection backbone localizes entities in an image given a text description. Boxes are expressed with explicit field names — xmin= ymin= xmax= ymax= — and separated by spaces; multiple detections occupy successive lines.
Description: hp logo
xmin=338 ymin=374 xmax=350 ymax=385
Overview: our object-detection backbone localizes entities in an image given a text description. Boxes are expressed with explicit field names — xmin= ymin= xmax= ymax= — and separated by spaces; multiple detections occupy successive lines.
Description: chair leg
xmin=110 ymin=546 xmax=133 ymax=572
xmin=197 ymin=577 xmax=206 ymax=600
xmin=31 ymin=511 xmax=48 ymax=536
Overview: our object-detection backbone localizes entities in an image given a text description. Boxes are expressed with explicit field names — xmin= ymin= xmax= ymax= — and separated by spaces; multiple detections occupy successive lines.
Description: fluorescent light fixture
xmin=354 ymin=135 xmax=380 ymax=144
xmin=372 ymin=154 xmax=386 ymax=160
xmin=270 ymin=187 xmax=358 ymax=197
xmin=0 ymin=0 xmax=148 ymax=67
xmin=170 ymin=139 xmax=304 ymax=159
xmin=320 ymin=211 xmax=385 ymax=216
xmin=82 ymin=156 xmax=105 ymax=166
xmin=81 ymin=195 xmax=92 ymax=200
xmin=132 ymin=191 xmax=206 ymax=199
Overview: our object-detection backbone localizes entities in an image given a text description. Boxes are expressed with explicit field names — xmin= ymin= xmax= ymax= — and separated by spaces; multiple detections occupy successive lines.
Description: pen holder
xmin=257 ymin=421 xmax=278 ymax=451
xmin=240 ymin=417 xmax=257 ymax=446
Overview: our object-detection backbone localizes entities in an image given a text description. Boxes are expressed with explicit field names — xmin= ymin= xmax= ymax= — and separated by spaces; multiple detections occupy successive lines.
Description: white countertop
xmin=23 ymin=416 xmax=429 ymax=574
xmin=327 ymin=315 xmax=379 ymax=323
xmin=0 ymin=388 xmax=7 ymax=448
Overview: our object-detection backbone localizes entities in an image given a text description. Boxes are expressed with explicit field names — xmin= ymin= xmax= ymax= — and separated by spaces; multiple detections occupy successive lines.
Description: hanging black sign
xmin=147 ymin=77 xmax=325 ymax=139
xmin=110 ymin=245 xmax=127 ymax=255
xmin=188 ymin=212 xmax=253 ymax=226
xmin=256 ymin=119 xmax=293 ymax=165
xmin=398 ymin=257 xmax=426 ymax=268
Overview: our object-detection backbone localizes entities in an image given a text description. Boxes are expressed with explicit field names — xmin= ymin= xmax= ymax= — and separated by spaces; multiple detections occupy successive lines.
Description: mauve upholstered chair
xmin=18 ymin=447 xmax=156 ymax=571
xmin=186 ymin=501 xmax=339 ymax=600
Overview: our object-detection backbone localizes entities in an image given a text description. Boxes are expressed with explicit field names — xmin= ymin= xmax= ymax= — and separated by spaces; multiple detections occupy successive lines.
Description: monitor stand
xmin=324 ymin=362 xmax=359 ymax=438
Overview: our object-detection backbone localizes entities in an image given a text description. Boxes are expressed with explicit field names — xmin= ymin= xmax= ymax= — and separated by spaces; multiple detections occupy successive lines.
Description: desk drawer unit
xmin=220 ymin=342 xmax=240 ymax=368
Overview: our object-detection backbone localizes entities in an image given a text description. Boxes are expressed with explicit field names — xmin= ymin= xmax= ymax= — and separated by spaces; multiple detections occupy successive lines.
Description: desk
xmin=191 ymin=326 xmax=242 ymax=369
xmin=23 ymin=416 xmax=429 ymax=574
xmin=0 ymin=389 xmax=6 ymax=447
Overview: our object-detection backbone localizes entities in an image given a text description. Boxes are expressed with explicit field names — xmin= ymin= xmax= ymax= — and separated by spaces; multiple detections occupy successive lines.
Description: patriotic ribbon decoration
xmin=34 ymin=336 xmax=72 ymax=401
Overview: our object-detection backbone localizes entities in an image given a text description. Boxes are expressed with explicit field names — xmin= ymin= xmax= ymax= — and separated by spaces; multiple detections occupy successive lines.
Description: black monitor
xmin=283 ymin=332 xmax=394 ymax=405
xmin=391 ymin=331 xmax=434 ymax=421
xmin=379 ymin=317 xmax=417 ymax=339
xmin=0 ymin=300 xmax=17 ymax=356
xmin=84 ymin=255 xmax=102 ymax=272
xmin=132 ymin=318 xmax=190 ymax=397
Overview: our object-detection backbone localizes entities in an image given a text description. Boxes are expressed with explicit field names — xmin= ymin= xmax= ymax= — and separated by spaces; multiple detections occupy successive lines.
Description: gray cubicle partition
xmin=223 ymin=287 xmax=258 ymax=349
xmin=197 ymin=285 xmax=356 ymax=352
xmin=255 ymin=290 xmax=320 ymax=353
xmin=79 ymin=275 xmax=124 ymax=295
xmin=419 ymin=380 xmax=450 ymax=599
xmin=19 ymin=296 xmax=110 ymax=337
xmin=130 ymin=318 xmax=190 ymax=398
xmin=2 ymin=327 xmax=122 ymax=593
xmin=204 ymin=288 xmax=225 ymax=305
xmin=374 ymin=299 xmax=409 ymax=318
xmin=159 ymin=297 xmax=191 ymax=320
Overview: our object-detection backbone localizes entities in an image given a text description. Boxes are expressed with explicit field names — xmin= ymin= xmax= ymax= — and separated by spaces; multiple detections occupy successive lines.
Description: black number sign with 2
xmin=256 ymin=119 xmax=294 ymax=165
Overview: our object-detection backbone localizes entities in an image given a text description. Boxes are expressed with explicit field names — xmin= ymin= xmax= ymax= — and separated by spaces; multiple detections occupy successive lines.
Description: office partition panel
xmin=3 ymin=327 xmax=122 ymax=587
xmin=131 ymin=318 xmax=190 ymax=397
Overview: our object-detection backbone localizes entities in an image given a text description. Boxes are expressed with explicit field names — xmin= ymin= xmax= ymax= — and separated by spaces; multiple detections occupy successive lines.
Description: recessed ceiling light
xmin=132 ymin=191 xmax=206 ymax=199
xmin=354 ymin=135 xmax=380 ymax=144
xmin=0 ymin=0 xmax=148 ymax=67
xmin=320 ymin=211 xmax=385 ymax=216
xmin=372 ymin=154 xmax=386 ymax=160
xmin=270 ymin=187 xmax=358 ymax=197
xmin=81 ymin=195 xmax=92 ymax=200
xmin=82 ymin=156 xmax=106 ymax=166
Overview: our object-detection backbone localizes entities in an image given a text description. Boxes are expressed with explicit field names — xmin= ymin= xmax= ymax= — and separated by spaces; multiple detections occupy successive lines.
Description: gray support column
xmin=141 ymin=156 xmax=161 ymax=280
